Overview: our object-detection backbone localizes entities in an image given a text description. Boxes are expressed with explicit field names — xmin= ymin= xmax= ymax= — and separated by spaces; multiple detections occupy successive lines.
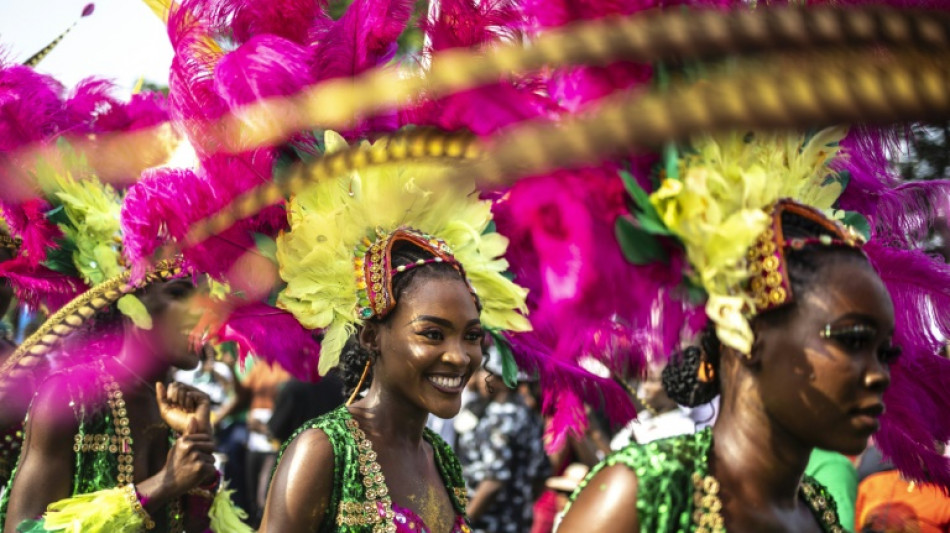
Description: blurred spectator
xmin=267 ymin=370 xmax=345 ymax=442
xmin=172 ymin=344 xmax=233 ymax=409
xmin=856 ymin=471 xmax=950 ymax=532
xmin=532 ymin=424 xmax=603 ymax=533
xmin=458 ymin=366 xmax=550 ymax=533
xmin=610 ymin=365 xmax=702 ymax=449
xmin=857 ymin=440 xmax=895 ymax=483
xmin=546 ymin=463 xmax=590 ymax=533
xmin=210 ymin=347 xmax=251 ymax=513
xmin=807 ymin=448 xmax=858 ymax=532
xmin=216 ymin=357 xmax=290 ymax=526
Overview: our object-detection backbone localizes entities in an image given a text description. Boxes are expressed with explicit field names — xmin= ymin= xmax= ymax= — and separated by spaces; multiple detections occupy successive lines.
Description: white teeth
xmin=428 ymin=375 xmax=463 ymax=389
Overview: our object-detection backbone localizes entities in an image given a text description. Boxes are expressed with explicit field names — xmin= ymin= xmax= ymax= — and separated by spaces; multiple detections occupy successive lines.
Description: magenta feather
xmin=208 ymin=0 xmax=327 ymax=45
xmin=0 ymin=256 xmax=86 ymax=311
xmin=0 ymin=65 xmax=69 ymax=151
xmin=863 ymin=240 xmax=950 ymax=488
xmin=213 ymin=34 xmax=316 ymax=110
xmin=404 ymin=83 xmax=557 ymax=136
xmin=492 ymin=167 xmax=707 ymax=448
xmin=404 ymin=0 xmax=555 ymax=135
xmin=167 ymin=0 xmax=229 ymax=154
xmin=506 ymin=330 xmax=636 ymax=452
xmin=311 ymin=0 xmax=412 ymax=81
xmin=0 ymin=198 xmax=63 ymax=267
xmin=213 ymin=301 xmax=322 ymax=382
xmin=420 ymin=0 xmax=523 ymax=52
xmin=121 ymin=151 xmax=286 ymax=282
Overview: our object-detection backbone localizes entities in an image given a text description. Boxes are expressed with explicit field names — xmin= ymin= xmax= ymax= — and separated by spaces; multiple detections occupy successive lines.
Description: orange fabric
xmin=856 ymin=470 xmax=950 ymax=533
xmin=244 ymin=361 xmax=291 ymax=410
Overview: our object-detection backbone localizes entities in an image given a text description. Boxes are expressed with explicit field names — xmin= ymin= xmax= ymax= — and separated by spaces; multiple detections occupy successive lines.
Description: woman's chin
xmin=427 ymin=399 xmax=463 ymax=420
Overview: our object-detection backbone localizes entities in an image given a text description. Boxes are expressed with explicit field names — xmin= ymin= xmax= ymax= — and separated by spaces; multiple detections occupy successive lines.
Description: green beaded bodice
xmin=566 ymin=429 xmax=845 ymax=533
xmin=274 ymin=405 xmax=469 ymax=533
xmin=0 ymin=365 xmax=179 ymax=530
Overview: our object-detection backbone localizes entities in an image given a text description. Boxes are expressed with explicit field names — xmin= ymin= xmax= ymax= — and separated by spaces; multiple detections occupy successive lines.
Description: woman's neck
xmin=711 ymin=388 xmax=813 ymax=509
xmin=350 ymin=384 xmax=429 ymax=450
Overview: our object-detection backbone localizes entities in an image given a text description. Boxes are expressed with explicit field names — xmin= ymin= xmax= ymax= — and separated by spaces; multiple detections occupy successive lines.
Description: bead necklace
xmin=340 ymin=414 xmax=470 ymax=532
xmin=81 ymin=361 xmax=183 ymax=532
xmin=691 ymin=471 xmax=846 ymax=533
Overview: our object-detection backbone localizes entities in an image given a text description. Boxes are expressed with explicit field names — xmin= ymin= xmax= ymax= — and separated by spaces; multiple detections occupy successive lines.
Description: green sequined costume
xmin=565 ymin=429 xmax=846 ymax=533
xmin=0 ymin=365 xmax=179 ymax=531
xmin=274 ymin=405 xmax=470 ymax=532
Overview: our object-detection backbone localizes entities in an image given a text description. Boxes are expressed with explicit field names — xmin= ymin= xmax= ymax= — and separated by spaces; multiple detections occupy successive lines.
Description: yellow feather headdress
xmin=646 ymin=127 xmax=858 ymax=354
xmin=276 ymin=131 xmax=531 ymax=375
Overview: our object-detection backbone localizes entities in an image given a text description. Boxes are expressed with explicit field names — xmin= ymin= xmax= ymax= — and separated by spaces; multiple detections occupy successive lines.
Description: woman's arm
xmin=3 ymin=376 xmax=76 ymax=533
xmin=258 ymin=428 xmax=334 ymax=533
xmin=555 ymin=465 xmax=640 ymax=533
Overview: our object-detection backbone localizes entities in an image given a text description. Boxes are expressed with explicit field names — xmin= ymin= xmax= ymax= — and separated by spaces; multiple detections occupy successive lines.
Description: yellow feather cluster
xmin=32 ymin=144 xmax=152 ymax=328
xmin=277 ymin=131 xmax=531 ymax=375
xmin=39 ymin=487 xmax=145 ymax=533
xmin=649 ymin=128 xmax=848 ymax=353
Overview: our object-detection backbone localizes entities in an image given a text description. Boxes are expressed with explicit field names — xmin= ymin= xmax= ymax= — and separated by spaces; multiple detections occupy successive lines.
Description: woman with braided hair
xmin=557 ymin=125 xmax=950 ymax=532
xmin=561 ymin=200 xmax=893 ymax=533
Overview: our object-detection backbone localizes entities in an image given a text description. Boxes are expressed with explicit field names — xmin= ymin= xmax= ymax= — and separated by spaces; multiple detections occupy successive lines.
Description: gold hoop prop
xmin=0 ymin=258 xmax=186 ymax=382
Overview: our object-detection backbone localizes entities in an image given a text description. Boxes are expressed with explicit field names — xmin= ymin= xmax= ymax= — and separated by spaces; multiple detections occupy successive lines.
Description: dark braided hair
xmin=339 ymin=241 xmax=474 ymax=399
xmin=662 ymin=210 xmax=869 ymax=406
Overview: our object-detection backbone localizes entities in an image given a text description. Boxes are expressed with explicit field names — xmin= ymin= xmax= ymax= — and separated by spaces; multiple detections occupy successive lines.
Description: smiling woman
xmin=258 ymin=131 xmax=532 ymax=533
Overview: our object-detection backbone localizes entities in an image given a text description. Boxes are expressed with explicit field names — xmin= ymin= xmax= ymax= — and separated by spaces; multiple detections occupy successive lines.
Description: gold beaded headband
xmin=0 ymin=257 xmax=187 ymax=383
xmin=355 ymin=227 xmax=469 ymax=321
xmin=746 ymin=200 xmax=865 ymax=317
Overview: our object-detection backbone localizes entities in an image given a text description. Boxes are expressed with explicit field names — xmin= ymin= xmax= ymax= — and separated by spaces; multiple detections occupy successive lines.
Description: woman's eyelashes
xmin=820 ymin=323 xmax=901 ymax=363
xmin=416 ymin=328 xmax=444 ymax=341
xmin=413 ymin=327 xmax=484 ymax=343
xmin=465 ymin=329 xmax=485 ymax=343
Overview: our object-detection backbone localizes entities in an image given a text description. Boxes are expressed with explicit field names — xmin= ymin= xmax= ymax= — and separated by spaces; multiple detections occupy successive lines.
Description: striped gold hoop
xmin=0 ymin=257 xmax=186 ymax=382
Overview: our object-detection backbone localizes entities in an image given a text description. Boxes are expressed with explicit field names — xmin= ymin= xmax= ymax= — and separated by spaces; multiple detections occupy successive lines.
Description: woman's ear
xmin=359 ymin=322 xmax=381 ymax=355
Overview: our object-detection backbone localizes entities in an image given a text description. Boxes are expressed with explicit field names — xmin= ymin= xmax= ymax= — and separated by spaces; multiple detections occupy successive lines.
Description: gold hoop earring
xmin=346 ymin=359 xmax=372 ymax=406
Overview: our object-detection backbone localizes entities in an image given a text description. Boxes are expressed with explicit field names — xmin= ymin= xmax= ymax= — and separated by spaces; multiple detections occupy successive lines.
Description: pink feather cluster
xmin=0 ymin=60 xmax=169 ymax=311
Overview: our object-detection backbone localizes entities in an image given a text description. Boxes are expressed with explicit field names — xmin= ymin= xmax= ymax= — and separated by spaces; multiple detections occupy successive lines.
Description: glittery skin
xmin=273 ymin=405 xmax=469 ymax=532
xmin=564 ymin=429 xmax=844 ymax=532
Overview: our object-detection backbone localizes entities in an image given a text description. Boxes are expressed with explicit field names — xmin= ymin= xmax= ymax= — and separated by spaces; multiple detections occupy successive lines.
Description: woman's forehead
xmin=799 ymin=259 xmax=894 ymax=327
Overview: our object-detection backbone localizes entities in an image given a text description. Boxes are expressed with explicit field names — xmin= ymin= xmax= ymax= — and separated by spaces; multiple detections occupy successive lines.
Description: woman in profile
xmin=561 ymin=128 xmax=950 ymax=532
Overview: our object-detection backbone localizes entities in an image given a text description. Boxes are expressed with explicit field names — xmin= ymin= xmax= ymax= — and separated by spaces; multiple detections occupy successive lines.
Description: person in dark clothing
xmin=267 ymin=371 xmax=346 ymax=442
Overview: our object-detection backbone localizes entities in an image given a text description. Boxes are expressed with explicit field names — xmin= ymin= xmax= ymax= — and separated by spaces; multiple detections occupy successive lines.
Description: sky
xmin=0 ymin=0 xmax=173 ymax=95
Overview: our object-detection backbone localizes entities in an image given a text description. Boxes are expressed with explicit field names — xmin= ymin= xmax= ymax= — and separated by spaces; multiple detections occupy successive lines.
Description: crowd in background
xmin=3 ymin=294 xmax=950 ymax=532
xmin=157 ymin=340 xmax=950 ymax=533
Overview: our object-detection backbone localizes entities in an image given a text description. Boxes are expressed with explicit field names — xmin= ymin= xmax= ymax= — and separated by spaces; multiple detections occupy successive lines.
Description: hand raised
xmin=156 ymin=382 xmax=212 ymax=435
xmin=160 ymin=418 xmax=217 ymax=496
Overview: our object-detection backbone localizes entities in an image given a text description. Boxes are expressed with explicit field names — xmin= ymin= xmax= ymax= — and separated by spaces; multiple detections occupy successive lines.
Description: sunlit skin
xmin=3 ymin=280 xmax=216 ymax=533
xmin=260 ymin=274 xmax=484 ymax=533
xmin=559 ymin=255 xmax=895 ymax=533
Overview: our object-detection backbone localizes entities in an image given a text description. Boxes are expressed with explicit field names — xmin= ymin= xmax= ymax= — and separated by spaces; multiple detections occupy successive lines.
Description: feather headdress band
xmin=355 ymin=227 xmax=469 ymax=321
xmin=277 ymin=131 xmax=531 ymax=375
xmin=0 ymin=257 xmax=185 ymax=384
xmin=641 ymin=128 xmax=865 ymax=354
xmin=746 ymin=200 xmax=865 ymax=317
